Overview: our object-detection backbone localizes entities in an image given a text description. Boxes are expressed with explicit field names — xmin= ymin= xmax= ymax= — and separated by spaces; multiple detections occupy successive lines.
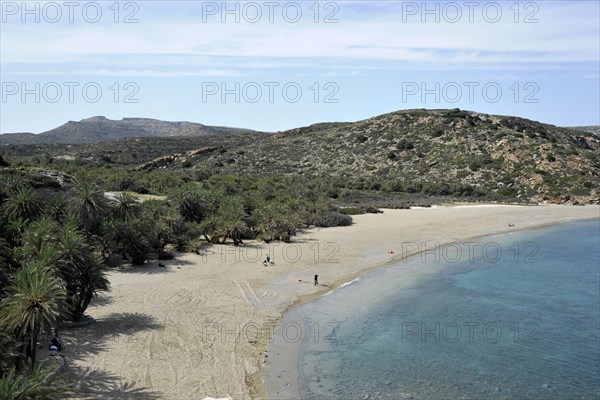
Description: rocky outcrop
xmin=135 ymin=147 xmax=220 ymax=171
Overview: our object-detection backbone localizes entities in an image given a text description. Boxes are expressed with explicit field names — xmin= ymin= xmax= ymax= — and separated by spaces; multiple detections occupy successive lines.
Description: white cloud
xmin=1 ymin=1 xmax=598 ymax=70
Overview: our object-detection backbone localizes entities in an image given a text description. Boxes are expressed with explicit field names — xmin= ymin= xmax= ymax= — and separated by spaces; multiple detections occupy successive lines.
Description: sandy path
xmin=62 ymin=205 xmax=599 ymax=399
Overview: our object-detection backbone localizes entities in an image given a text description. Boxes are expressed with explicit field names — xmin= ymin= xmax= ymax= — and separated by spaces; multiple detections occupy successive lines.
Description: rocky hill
xmin=567 ymin=126 xmax=600 ymax=137
xmin=184 ymin=109 xmax=599 ymax=204
xmin=2 ymin=109 xmax=598 ymax=205
xmin=0 ymin=116 xmax=264 ymax=144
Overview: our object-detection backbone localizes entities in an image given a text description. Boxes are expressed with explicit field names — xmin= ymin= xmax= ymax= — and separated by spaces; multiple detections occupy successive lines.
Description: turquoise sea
xmin=265 ymin=220 xmax=600 ymax=399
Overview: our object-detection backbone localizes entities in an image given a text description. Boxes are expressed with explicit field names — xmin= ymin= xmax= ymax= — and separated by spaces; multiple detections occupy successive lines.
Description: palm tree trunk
xmin=30 ymin=331 xmax=38 ymax=373
xmin=74 ymin=290 xmax=94 ymax=322
xmin=15 ymin=339 xmax=26 ymax=372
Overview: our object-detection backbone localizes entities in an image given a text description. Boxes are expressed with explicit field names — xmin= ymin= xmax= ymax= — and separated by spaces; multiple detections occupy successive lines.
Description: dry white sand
xmin=62 ymin=205 xmax=599 ymax=399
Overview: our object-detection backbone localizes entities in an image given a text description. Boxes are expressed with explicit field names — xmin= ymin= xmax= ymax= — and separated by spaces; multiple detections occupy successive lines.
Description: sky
xmin=1 ymin=0 xmax=599 ymax=134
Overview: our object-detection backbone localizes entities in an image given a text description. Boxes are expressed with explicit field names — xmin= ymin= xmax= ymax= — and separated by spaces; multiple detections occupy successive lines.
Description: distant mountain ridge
xmin=0 ymin=116 xmax=265 ymax=144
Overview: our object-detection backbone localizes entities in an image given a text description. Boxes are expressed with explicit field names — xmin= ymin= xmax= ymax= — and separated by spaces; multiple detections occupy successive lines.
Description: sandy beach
xmin=61 ymin=204 xmax=599 ymax=399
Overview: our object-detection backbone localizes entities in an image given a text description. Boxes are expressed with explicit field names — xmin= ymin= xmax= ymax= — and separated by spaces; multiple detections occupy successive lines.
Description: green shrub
xmin=356 ymin=134 xmax=368 ymax=143
xmin=443 ymin=108 xmax=469 ymax=119
xmin=570 ymin=187 xmax=591 ymax=196
xmin=396 ymin=139 xmax=414 ymax=150
xmin=339 ymin=207 xmax=361 ymax=215
xmin=456 ymin=170 xmax=470 ymax=179
xmin=497 ymin=186 xmax=517 ymax=197
xmin=158 ymin=249 xmax=174 ymax=260
xmin=469 ymin=160 xmax=481 ymax=171
xmin=316 ymin=211 xmax=353 ymax=227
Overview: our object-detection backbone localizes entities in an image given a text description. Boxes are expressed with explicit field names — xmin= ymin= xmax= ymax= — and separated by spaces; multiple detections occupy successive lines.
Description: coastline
xmin=264 ymin=217 xmax=600 ymax=400
xmin=259 ymin=208 xmax=600 ymax=399
xmin=62 ymin=204 xmax=599 ymax=399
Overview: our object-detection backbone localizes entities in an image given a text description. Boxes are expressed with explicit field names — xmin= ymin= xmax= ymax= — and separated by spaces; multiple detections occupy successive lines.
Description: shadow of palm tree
xmin=288 ymin=237 xmax=320 ymax=244
xmin=63 ymin=312 xmax=163 ymax=360
xmin=117 ymin=258 xmax=196 ymax=274
xmin=93 ymin=312 xmax=163 ymax=338
xmin=229 ymin=242 xmax=264 ymax=249
xmin=66 ymin=365 xmax=163 ymax=399
xmin=60 ymin=313 xmax=164 ymax=398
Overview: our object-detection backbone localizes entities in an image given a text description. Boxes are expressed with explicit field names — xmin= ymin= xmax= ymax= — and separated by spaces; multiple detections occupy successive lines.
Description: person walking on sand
xmin=314 ymin=274 xmax=319 ymax=286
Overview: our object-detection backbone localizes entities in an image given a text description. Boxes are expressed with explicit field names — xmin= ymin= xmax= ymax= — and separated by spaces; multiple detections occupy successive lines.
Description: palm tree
xmin=257 ymin=202 xmax=304 ymax=243
xmin=68 ymin=172 xmax=108 ymax=234
xmin=12 ymin=217 xmax=62 ymax=288
xmin=9 ymin=217 xmax=107 ymax=323
xmin=172 ymin=188 xmax=204 ymax=223
xmin=199 ymin=214 xmax=221 ymax=244
xmin=123 ymin=231 xmax=150 ymax=265
xmin=14 ymin=217 xmax=59 ymax=260
xmin=4 ymin=218 xmax=28 ymax=247
xmin=139 ymin=200 xmax=175 ymax=259
xmin=0 ymin=365 xmax=70 ymax=399
xmin=109 ymin=192 xmax=141 ymax=221
xmin=0 ymin=175 xmax=24 ymax=197
xmin=0 ymin=330 xmax=19 ymax=374
xmin=103 ymin=218 xmax=150 ymax=265
xmin=1 ymin=187 xmax=42 ymax=222
xmin=0 ymin=237 xmax=15 ymax=277
xmin=56 ymin=222 xmax=110 ymax=321
xmin=0 ymin=263 xmax=66 ymax=372
xmin=218 ymin=197 xmax=247 ymax=245
xmin=45 ymin=194 xmax=67 ymax=223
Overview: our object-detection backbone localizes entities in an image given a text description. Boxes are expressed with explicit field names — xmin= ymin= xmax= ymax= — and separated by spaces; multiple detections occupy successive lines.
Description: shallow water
xmin=265 ymin=220 xmax=600 ymax=399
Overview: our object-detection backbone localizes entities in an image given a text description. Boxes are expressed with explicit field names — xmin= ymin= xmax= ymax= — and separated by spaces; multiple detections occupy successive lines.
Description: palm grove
xmin=0 ymin=166 xmax=351 ymax=397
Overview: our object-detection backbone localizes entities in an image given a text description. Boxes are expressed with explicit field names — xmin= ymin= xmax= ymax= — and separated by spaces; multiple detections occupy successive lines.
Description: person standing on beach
xmin=314 ymin=274 xmax=319 ymax=285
